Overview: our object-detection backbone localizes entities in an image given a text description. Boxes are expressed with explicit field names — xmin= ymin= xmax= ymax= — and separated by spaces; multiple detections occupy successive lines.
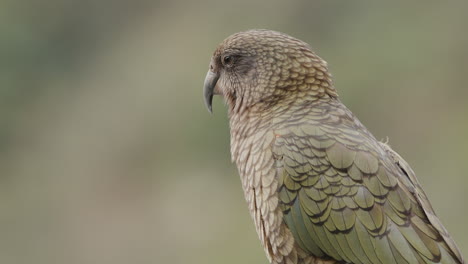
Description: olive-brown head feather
xmin=204 ymin=29 xmax=338 ymax=114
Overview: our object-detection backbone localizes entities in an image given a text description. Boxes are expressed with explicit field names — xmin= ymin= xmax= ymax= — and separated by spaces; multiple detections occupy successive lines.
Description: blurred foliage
xmin=0 ymin=0 xmax=467 ymax=263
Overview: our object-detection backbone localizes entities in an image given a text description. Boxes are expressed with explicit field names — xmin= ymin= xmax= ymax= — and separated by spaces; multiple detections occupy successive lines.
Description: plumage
xmin=203 ymin=29 xmax=464 ymax=264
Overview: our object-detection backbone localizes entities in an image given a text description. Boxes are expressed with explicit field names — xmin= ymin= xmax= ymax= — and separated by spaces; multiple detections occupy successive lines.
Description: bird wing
xmin=380 ymin=143 xmax=464 ymax=263
xmin=272 ymin=109 xmax=463 ymax=264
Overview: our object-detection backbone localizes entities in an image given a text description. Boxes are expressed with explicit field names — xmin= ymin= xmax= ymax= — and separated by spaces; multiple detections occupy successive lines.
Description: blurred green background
xmin=1 ymin=1 xmax=467 ymax=263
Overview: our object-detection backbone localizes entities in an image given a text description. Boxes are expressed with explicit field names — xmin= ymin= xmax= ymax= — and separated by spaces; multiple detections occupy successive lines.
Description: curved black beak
xmin=203 ymin=70 xmax=219 ymax=113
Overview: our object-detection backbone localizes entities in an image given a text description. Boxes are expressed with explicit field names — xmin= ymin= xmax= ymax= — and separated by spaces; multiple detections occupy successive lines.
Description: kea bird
xmin=203 ymin=29 xmax=464 ymax=264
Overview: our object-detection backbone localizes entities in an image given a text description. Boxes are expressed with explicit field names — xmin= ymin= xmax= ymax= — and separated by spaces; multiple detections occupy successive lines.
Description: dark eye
xmin=222 ymin=55 xmax=234 ymax=66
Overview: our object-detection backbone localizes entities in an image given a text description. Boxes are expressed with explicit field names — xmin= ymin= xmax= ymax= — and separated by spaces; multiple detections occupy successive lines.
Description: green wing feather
xmin=273 ymin=102 xmax=464 ymax=264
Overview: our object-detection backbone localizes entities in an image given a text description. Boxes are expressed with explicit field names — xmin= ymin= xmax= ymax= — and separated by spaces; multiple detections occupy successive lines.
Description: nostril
xmin=210 ymin=64 xmax=214 ymax=71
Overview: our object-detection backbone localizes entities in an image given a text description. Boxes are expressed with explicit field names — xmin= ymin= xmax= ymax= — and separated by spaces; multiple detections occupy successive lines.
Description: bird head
xmin=204 ymin=29 xmax=338 ymax=114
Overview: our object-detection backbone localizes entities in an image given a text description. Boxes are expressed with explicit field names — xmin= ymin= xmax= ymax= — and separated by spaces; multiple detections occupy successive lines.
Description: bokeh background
xmin=1 ymin=1 xmax=467 ymax=263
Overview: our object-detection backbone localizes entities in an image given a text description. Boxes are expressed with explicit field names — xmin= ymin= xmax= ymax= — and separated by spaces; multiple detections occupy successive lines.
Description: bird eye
xmin=222 ymin=55 xmax=234 ymax=66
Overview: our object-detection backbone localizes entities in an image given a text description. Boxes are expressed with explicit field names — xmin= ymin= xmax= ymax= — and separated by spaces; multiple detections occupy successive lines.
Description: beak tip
xmin=204 ymin=93 xmax=214 ymax=114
